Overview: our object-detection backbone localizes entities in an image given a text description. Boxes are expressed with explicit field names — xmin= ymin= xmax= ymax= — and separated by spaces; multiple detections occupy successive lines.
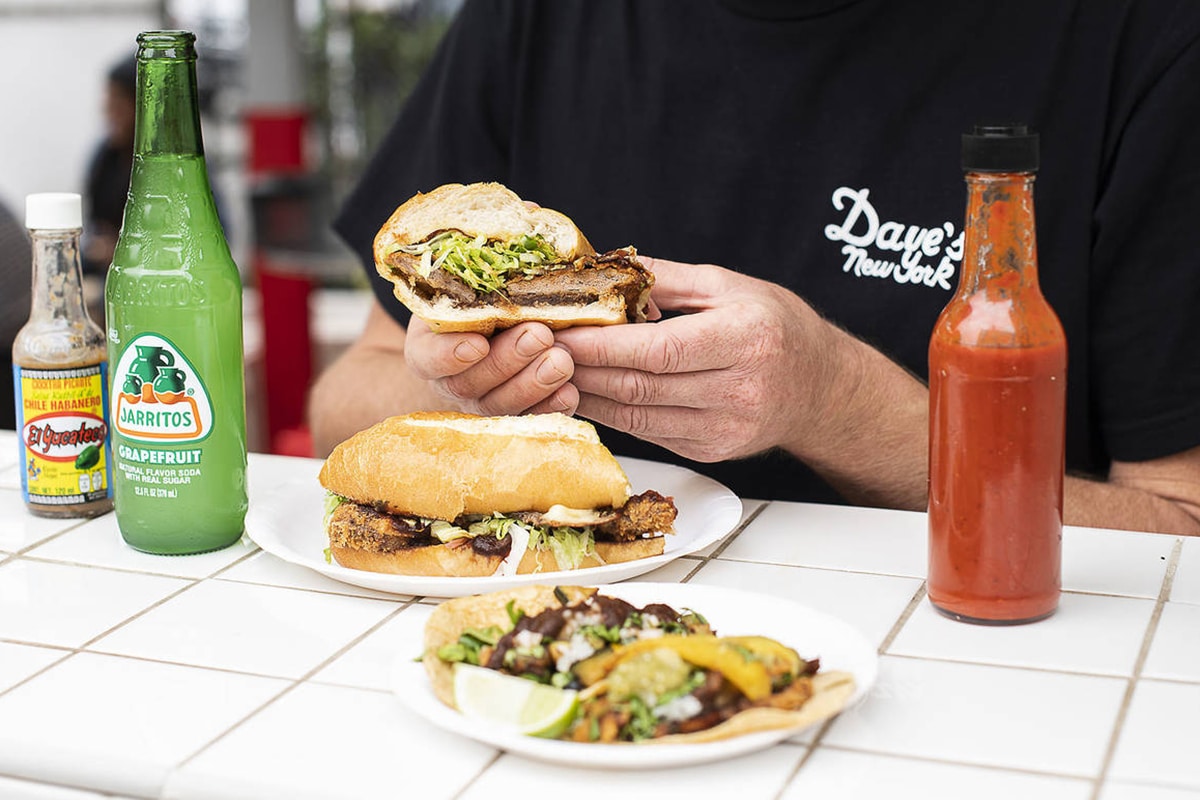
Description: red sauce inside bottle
xmin=927 ymin=168 xmax=1066 ymax=624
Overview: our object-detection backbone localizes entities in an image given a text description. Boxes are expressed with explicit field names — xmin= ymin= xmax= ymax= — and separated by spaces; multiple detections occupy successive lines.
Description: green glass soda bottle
xmin=105 ymin=31 xmax=247 ymax=554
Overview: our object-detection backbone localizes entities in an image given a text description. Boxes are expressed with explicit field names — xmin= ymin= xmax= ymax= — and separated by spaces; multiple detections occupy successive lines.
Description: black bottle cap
xmin=962 ymin=123 xmax=1039 ymax=173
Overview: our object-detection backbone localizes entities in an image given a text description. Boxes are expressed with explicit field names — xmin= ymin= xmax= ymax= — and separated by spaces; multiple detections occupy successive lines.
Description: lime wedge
xmin=452 ymin=663 xmax=579 ymax=738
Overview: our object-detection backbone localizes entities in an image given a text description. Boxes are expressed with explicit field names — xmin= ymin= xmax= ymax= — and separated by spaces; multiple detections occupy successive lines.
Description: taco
xmin=422 ymin=585 xmax=856 ymax=744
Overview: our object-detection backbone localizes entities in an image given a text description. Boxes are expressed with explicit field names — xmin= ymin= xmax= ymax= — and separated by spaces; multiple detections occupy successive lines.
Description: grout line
xmin=878 ymin=582 xmax=927 ymax=654
xmin=450 ymin=751 xmax=506 ymax=800
xmin=1089 ymin=536 xmax=1184 ymax=800
xmin=778 ymin=582 xmax=927 ymax=798
xmin=706 ymin=501 xmax=771 ymax=560
xmin=164 ymin=596 xmax=420 ymax=778
xmin=813 ymin=742 xmax=1098 ymax=783
xmin=0 ymin=769 xmax=156 ymax=800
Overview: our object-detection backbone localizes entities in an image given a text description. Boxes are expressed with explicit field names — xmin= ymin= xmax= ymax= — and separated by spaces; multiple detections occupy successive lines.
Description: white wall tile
xmin=0 ymin=492 xmax=79 ymax=552
xmin=1101 ymin=782 xmax=1200 ymax=800
xmin=0 ymin=652 xmax=286 ymax=798
xmin=722 ymin=501 xmax=927 ymax=577
xmin=460 ymin=745 xmax=805 ymax=800
xmin=25 ymin=515 xmax=256 ymax=578
xmin=215 ymin=549 xmax=398 ymax=598
xmin=690 ymin=559 xmax=921 ymax=648
xmin=313 ymin=602 xmax=432 ymax=691
xmin=1142 ymin=603 xmax=1200 ymax=683
xmin=823 ymin=656 xmax=1126 ymax=776
xmin=1171 ymin=538 xmax=1200 ymax=606
xmin=89 ymin=579 xmax=400 ymax=678
xmin=163 ymin=682 xmax=497 ymax=800
xmin=1063 ymin=527 xmax=1175 ymax=599
xmin=784 ymin=747 xmax=1092 ymax=800
xmin=1109 ymin=679 xmax=1200 ymax=789
xmin=0 ymin=559 xmax=187 ymax=647
xmin=0 ymin=641 xmax=68 ymax=693
xmin=890 ymin=592 xmax=1155 ymax=675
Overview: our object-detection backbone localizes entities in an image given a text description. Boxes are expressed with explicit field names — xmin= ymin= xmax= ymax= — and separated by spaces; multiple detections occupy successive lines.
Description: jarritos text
xmin=112 ymin=333 xmax=214 ymax=443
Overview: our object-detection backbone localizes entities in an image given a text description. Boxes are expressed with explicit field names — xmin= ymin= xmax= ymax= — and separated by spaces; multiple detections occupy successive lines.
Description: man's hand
xmin=404 ymin=318 xmax=579 ymax=416
xmin=554 ymin=257 xmax=855 ymax=463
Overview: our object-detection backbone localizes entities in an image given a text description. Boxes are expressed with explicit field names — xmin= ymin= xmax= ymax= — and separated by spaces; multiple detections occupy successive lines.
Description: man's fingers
xmin=523 ymin=382 xmax=580 ymax=416
xmin=404 ymin=317 xmax=489 ymax=380
xmin=440 ymin=322 xmax=557 ymax=399
xmin=570 ymin=365 xmax=713 ymax=409
xmin=472 ymin=345 xmax=575 ymax=415
xmin=640 ymin=256 xmax=734 ymax=312
xmin=555 ymin=313 xmax=738 ymax=373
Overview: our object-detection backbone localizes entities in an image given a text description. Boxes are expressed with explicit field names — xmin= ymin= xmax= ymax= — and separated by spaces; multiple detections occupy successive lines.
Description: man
xmin=311 ymin=0 xmax=1200 ymax=534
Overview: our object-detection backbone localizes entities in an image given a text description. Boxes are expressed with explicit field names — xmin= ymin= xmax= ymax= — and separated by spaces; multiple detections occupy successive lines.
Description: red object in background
xmin=247 ymin=108 xmax=314 ymax=457
xmin=246 ymin=109 xmax=307 ymax=174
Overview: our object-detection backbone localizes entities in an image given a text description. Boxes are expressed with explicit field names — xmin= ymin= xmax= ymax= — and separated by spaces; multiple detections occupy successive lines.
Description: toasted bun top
xmin=373 ymin=182 xmax=594 ymax=276
xmin=319 ymin=412 xmax=632 ymax=520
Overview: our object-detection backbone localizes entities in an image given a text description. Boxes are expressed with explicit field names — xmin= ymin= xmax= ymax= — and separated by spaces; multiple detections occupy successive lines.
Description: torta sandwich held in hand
xmin=318 ymin=412 xmax=677 ymax=577
xmin=373 ymin=182 xmax=653 ymax=334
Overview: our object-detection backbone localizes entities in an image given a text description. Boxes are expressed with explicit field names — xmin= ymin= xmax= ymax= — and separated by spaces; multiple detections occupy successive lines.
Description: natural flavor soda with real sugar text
xmin=105 ymin=30 xmax=247 ymax=554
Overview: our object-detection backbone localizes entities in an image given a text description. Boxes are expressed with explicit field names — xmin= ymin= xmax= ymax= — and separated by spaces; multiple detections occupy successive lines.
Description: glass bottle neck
xmin=133 ymin=43 xmax=204 ymax=157
xmin=29 ymin=229 xmax=89 ymax=323
xmin=959 ymin=171 xmax=1040 ymax=294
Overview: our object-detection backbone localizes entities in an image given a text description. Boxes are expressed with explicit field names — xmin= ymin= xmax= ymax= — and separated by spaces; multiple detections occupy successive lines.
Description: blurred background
xmin=0 ymin=0 xmax=462 ymax=454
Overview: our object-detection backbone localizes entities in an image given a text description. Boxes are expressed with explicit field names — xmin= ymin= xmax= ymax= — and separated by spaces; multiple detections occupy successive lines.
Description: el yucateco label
xmin=112 ymin=333 xmax=214 ymax=444
xmin=14 ymin=363 xmax=112 ymax=505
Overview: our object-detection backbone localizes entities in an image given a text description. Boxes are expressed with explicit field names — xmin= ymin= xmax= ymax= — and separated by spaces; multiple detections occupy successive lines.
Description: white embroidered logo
xmin=824 ymin=187 xmax=962 ymax=290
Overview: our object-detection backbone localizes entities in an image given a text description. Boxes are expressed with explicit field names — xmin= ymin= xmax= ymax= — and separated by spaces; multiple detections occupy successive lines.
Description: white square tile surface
xmin=1141 ymin=602 xmax=1200 ymax=682
xmin=690 ymin=558 xmax=922 ymax=647
xmin=313 ymin=602 xmax=432 ymax=691
xmin=163 ymin=682 xmax=497 ymax=800
xmin=89 ymin=579 xmax=402 ymax=679
xmin=1172 ymin=537 xmax=1200 ymax=605
xmin=1063 ymin=526 xmax=1175 ymax=598
xmin=215 ymin=549 xmax=399 ymax=599
xmin=0 ymin=776 xmax=111 ymax=799
xmin=823 ymin=655 xmax=1126 ymax=776
xmin=1109 ymin=679 xmax=1200 ymax=790
xmin=628 ymin=555 xmax=703 ymax=584
xmin=722 ymin=501 xmax=927 ymax=577
xmin=24 ymin=514 xmax=257 ymax=578
xmin=1101 ymin=782 xmax=1200 ymax=799
xmin=890 ymin=592 xmax=1155 ymax=675
xmin=783 ymin=747 xmax=1092 ymax=800
xmin=693 ymin=497 xmax=765 ymax=557
xmin=0 ymin=559 xmax=187 ymax=647
xmin=460 ymin=745 xmax=805 ymax=800
xmin=0 ymin=652 xmax=286 ymax=799
xmin=0 ymin=465 xmax=19 ymax=491
xmin=0 ymin=641 xmax=69 ymax=693
xmin=0 ymin=491 xmax=80 ymax=552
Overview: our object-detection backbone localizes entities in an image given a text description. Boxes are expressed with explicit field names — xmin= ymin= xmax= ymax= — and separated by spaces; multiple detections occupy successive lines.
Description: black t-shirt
xmin=335 ymin=0 xmax=1200 ymax=503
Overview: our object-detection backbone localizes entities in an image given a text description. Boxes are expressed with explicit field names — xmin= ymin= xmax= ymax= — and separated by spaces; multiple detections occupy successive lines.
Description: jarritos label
xmin=15 ymin=363 xmax=112 ymax=503
xmin=112 ymin=333 xmax=214 ymax=443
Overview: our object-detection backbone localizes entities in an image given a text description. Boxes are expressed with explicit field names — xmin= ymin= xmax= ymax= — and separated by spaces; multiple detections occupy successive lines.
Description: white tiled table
xmin=0 ymin=430 xmax=1197 ymax=800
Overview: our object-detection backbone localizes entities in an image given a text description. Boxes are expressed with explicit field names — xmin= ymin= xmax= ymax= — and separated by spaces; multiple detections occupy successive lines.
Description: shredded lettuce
xmin=529 ymin=526 xmax=600 ymax=571
xmin=322 ymin=492 xmax=347 ymax=527
xmin=392 ymin=231 xmax=561 ymax=294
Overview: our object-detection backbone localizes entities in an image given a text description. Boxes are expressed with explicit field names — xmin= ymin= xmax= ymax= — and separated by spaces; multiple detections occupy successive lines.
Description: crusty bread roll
xmin=329 ymin=538 xmax=665 ymax=578
xmin=318 ymin=412 xmax=675 ymax=578
xmin=319 ymin=411 xmax=632 ymax=520
xmin=372 ymin=182 xmax=652 ymax=335
xmin=374 ymin=182 xmax=594 ymax=265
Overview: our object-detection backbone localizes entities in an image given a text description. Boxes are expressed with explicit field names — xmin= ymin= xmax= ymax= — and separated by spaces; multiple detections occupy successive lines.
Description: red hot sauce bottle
xmin=927 ymin=124 xmax=1067 ymax=624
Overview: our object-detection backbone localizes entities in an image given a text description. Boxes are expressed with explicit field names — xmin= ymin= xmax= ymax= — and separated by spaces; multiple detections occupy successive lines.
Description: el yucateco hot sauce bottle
xmin=106 ymin=31 xmax=247 ymax=554
xmin=927 ymin=124 xmax=1067 ymax=624
xmin=12 ymin=193 xmax=112 ymax=518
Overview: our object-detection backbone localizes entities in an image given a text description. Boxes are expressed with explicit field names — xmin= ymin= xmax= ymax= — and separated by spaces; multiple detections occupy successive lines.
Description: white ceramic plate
xmin=246 ymin=457 xmax=742 ymax=598
xmin=390 ymin=582 xmax=878 ymax=769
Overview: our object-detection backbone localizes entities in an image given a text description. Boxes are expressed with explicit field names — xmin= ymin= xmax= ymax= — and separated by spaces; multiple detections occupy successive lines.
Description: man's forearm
xmin=781 ymin=329 xmax=1200 ymax=535
xmin=786 ymin=330 xmax=930 ymax=511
